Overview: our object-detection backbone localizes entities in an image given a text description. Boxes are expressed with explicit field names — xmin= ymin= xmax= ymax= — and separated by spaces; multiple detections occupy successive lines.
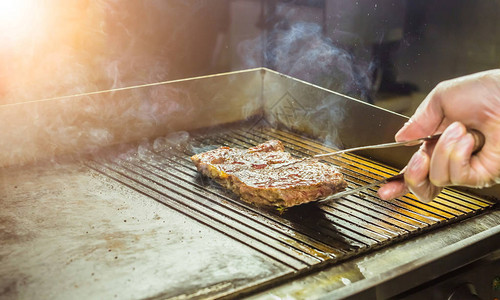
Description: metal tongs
xmin=279 ymin=133 xmax=443 ymax=169
xmin=291 ymin=129 xmax=485 ymax=205
xmin=315 ymin=134 xmax=442 ymax=158
xmin=317 ymin=173 xmax=405 ymax=203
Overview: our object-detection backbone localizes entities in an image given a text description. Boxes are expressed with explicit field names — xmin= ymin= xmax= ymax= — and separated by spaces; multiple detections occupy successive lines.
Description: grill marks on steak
xmin=191 ymin=140 xmax=347 ymax=207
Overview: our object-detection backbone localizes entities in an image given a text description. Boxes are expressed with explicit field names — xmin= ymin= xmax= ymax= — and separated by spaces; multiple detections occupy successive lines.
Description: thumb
xmin=395 ymin=90 xmax=446 ymax=142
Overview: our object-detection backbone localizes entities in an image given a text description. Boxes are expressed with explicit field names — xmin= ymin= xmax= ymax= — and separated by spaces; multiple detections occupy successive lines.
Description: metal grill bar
xmin=88 ymin=125 xmax=495 ymax=299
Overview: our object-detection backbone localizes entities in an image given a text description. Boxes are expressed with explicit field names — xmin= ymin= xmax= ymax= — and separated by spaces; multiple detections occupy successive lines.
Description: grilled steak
xmin=191 ymin=140 xmax=347 ymax=207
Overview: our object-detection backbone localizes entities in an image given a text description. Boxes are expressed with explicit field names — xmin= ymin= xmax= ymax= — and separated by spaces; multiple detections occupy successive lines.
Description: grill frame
xmin=1 ymin=68 xmax=498 ymax=299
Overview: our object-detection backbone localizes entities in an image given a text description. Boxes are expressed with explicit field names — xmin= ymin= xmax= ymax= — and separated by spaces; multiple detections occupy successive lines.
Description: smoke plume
xmin=239 ymin=21 xmax=374 ymax=101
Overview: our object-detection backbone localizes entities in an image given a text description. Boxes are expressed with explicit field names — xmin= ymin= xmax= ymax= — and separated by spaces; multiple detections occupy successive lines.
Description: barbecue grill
xmin=0 ymin=68 xmax=498 ymax=299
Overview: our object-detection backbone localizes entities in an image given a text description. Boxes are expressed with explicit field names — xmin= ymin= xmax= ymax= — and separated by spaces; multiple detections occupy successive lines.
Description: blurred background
xmin=1 ymin=0 xmax=499 ymax=116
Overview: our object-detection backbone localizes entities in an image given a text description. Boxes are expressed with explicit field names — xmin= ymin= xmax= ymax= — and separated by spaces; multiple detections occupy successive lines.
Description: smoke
xmin=0 ymin=1 xmax=374 ymax=167
xmin=152 ymin=131 xmax=190 ymax=153
xmin=239 ymin=21 xmax=374 ymax=101
xmin=0 ymin=1 xmax=231 ymax=167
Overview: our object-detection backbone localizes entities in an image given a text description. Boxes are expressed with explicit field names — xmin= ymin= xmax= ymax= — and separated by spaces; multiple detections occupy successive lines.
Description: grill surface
xmin=2 ymin=69 xmax=498 ymax=300
xmin=87 ymin=124 xmax=495 ymax=298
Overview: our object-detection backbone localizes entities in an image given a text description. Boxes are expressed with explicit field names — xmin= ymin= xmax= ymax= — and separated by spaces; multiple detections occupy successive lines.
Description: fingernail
xmin=396 ymin=121 xmax=411 ymax=138
xmin=396 ymin=119 xmax=413 ymax=136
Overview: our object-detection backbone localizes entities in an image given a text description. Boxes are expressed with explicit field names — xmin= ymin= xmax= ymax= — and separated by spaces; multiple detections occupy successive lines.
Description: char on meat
xmin=191 ymin=140 xmax=347 ymax=207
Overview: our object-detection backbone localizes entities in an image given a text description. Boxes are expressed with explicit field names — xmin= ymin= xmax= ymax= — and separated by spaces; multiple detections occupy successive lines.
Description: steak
xmin=191 ymin=140 xmax=347 ymax=207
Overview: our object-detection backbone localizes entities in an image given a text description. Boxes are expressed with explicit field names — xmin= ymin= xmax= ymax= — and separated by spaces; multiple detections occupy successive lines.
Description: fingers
xmin=427 ymin=121 xmax=491 ymax=187
xmin=385 ymin=70 xmax=500 ymax=201
xmin=428 ymin=121 xmax=468 ymax=186
xmin=378 ymin=146 xmax=440 ymax=203
xmin=443 ymin=130 xmax=500 ymax=188
xmin=449 ymin=132 xmax=476 ymax=185
xmin=405 ymin=147 xmax=442 ymax=203
xmin=381 ymin=121 xmax=494 ymax=202
xmin=378 ymin=180 xmax=408 ymax=200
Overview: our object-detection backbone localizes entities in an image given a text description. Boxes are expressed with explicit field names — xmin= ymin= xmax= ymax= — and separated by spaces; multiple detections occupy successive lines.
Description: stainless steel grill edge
xmin=0 ymin=68 xmax=497 ymax=299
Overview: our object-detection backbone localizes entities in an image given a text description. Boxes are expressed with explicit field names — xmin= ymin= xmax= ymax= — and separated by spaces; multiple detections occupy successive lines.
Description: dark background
xmin=1 ymin=0 xmax=499 ymax=115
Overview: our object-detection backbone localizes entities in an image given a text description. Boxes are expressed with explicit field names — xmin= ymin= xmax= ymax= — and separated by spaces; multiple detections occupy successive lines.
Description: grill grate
xmin=87 ymin=125 xmax=496 ymax=298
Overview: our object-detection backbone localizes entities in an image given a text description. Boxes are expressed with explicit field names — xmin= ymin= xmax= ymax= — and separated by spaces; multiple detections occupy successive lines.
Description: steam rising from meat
xmin=239 ymin=22 xmax=373 ymax=101
xmin=238 ymin=19 xmax=372 ymax=148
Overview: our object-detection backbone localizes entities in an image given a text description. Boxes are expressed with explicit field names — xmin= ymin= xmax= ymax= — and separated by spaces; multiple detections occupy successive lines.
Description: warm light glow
xmin=0 ymin=1 xmax=179 ymax=105
xmin=0 ymin=0 xmax=44 ymax=44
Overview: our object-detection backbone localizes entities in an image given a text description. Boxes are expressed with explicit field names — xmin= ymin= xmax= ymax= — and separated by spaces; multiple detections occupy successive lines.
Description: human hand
xmin=378 ymin=70 xmax=500 ymax=202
